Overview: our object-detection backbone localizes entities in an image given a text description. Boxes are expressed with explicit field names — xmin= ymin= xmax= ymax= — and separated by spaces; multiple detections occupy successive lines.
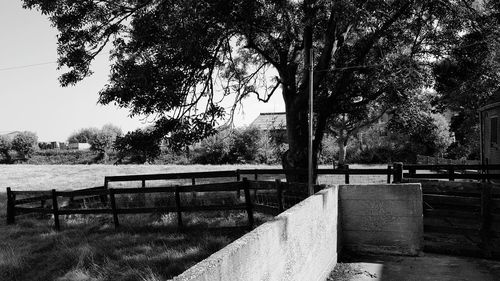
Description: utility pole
xmin=308 ymin=49 xmax=314 ymax=196
xmin=304 ymin=1 xmax=314 ymax=196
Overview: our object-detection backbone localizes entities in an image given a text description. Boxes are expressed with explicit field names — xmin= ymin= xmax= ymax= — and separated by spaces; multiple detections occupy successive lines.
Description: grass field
xmin=0 ymin=163 xmax=388 ymax=280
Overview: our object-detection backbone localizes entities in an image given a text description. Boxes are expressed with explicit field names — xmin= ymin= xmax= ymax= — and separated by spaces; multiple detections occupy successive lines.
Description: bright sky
xmin=0 ymin=1 xmax=284 ymax=142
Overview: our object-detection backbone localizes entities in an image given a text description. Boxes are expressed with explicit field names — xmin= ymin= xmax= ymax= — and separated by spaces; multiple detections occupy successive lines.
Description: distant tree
xmin=12 ymin=131 xmax=38 ymax=160
xmin=67 ymin=127 xmax=99 ymax=143
xmin=433 ymin=23 xmax=500 ymax=159
xmin=101 ymin=124 xmax=123 ymax=140
xmin=114 ymin=128 xmax=161 ymax=164
xmin=327 ymin=100 xmax=391 ymax=165
xmin=0 ymin=136 xmax=12 ymax=163
xmin=388 ymin=93 xmax=452 ymax=161
xmin=229 ymin=126 xmax=262 ymax=163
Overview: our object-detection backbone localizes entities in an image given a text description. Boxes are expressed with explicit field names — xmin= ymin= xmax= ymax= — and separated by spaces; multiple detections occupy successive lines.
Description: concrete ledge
xmin=172 ymin=186 xmax=339 ymax=281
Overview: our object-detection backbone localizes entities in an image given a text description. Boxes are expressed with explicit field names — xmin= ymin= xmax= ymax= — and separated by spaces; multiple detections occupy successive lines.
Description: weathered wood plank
xmin=424 ymin=209 xmax=480 ymax=219
xmin=15 ymin=207 xmax=52 ymax=214
xmin=14 ymin=195 xmax=52 ymax=205
xmin=58 ymin=208 xmax=113 ymax=215
xmin=424 ymin=194 xmax=481 ymax=207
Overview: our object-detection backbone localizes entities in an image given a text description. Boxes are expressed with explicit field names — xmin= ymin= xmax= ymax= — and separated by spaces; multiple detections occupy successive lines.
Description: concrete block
xmin=339 ymin=184 xmax=423 ymax=256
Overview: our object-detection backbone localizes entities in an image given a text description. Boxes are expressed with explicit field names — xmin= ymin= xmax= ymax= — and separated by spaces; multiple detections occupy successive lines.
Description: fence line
xmin=6 ymin=179 xmax=324 ymax=231
xmin=417 ymin=155 xmax=481 ymax=166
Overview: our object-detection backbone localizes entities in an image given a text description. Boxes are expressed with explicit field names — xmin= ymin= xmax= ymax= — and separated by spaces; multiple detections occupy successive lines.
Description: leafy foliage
xmin=388 ymin=92 xmax=452 ymax=161
xmin=67 ymin=127 xmax=99 ymax=143
xmin=192 ymin=126 xmax=280 ymax=164
xmin=22 ymin=0 xmax=496 ymax=179
xmin=114 ymin=128 xmax=161 ymax=164
xmin=433 ymin=9 xmax=500 ymax=160
xmin=11 ymin=131 xmax=38 ymax=160
xmin=0 ymin=135 xmax=12 ymax=162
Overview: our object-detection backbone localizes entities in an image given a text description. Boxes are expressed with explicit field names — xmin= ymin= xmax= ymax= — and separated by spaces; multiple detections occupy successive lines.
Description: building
xmin=480 ymin=101 xmax=500 ymax=165
xmin=250 ymin=112 xmax=287 ymax=142
xmin=68 ymin=143 xmax=91 ymax=150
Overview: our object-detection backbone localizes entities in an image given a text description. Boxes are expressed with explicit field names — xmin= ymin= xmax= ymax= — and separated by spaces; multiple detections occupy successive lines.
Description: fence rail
xmin=6 ymin=179 xmax=322 ymax=231
xmin=417 ymin=155 xmax=481 ymax=165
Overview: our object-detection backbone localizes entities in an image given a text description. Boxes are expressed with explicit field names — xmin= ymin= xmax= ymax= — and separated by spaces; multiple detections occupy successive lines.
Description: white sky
xmin=0 ymin=1 xmax=284 ymax=142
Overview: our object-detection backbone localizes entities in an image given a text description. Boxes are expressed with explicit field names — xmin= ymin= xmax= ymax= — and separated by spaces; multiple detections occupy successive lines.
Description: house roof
xmin=250 ymin=112 xmax=287 ymax=130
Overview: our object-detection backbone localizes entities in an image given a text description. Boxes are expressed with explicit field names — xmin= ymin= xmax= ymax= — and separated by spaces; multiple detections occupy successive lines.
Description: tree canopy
xmin=23 ymin=0 xmax=499 ymax=180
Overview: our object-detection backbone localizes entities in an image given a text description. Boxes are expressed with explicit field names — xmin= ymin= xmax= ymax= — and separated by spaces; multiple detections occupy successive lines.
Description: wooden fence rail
xmin=6 ymin=179 xmax=323 ymax=231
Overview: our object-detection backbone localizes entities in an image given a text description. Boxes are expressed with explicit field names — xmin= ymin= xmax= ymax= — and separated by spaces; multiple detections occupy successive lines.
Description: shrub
xmin=67 ymin=127 xmax=99 ymax=143
xmin=114 ymin=128 xmax=161 ymax=164
xmin=0 ymin=135 xmax=12 ymax=163
xmin=88 ymin=124 xmax=123 ymax=161
xmin=11 ymin=131 xmax=38 ymax=160
xmin=191 ymin=129 xmax=233 ymax=164
xmin=190 ymin=126 xmax=285 ymax=165
xmin=28 ymin=149 xmax=97 ymax=164
xmin=229 ymin=126 xmax=262 ymax=163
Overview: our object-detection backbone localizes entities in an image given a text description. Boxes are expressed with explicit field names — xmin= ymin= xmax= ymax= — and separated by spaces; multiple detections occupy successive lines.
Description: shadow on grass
xmin=0 ymin=211 xmax=270 ymax=281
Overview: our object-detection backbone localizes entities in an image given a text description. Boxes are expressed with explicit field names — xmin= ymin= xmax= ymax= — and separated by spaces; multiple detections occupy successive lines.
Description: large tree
xmin=433 ymin=3 xmax=500 ymax=160
xmin=23 ymin=0 xmax=490 ymax=182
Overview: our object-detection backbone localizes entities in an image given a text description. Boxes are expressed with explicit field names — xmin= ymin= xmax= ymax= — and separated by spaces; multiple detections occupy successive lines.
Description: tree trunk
xmin=282 ymin=99 xmax=309 ymax=183
xmin=337 ymin=137 xmax=348 ymax=165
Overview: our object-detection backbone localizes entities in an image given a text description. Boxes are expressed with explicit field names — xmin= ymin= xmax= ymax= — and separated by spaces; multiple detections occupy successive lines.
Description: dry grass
xmin=0 ymin=163 xmax=388 ymax=280
xmin=0 ymin=211 xmax=270 ymax=281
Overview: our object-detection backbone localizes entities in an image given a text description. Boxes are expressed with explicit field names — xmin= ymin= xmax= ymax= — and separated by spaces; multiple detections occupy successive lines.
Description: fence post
xmin=276 ymin=179 xmax=284 ymax=213
xmin=254 ymin=169 xmax=258 ymax=181
xmin=51 ymin=189 xmax=60 ymax=231
xmin=480 ymin=183 xmax=492 ymax=258
xmin=449 ymin=166 xmax=455 ymax=181
xmin=387 ymin=165 xmax=392 ymax=184
xmin=409 ymin=166 xmax=416 ymax=177
xmin=236 ymin=169 xmax=241 ymax=181
xmin=243 ymin=178 xmax=254 ymax=229
xmin=142 ymin=179 xmax=146 ymax=188
xmin=175 ymin=186 xmax=183 ymax=228
xmin=6 ymin=187 xmax=15 ymax=225
xmin=101 ymin=178 xmax=109 ymax=204
xmin=109 ymin=188 xmax=120 ymax=228
xmin=236 ymin=169 xmax=241 ymax=199
xmin=393 ymin=162 xmax=403 ymax=183
xmin=341 ymin=164 xmax=350 ymax=184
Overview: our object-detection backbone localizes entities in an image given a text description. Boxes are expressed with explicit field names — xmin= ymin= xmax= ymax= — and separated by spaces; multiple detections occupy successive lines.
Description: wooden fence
xmin=415 ymin=180 xmax=500 ymax=258
xmin=417 ymin=155 xmax=481 ymax=166
xmin=6 ymin=179 xmax=322 ymax=231
xmin=103 ymin=166 xmax=395 ymax=188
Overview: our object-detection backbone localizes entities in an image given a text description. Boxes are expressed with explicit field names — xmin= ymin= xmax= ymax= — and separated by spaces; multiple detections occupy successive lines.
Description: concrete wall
xmin=339 ymin=184 xmax=423 ymax=256
xmin=172 ymin=186 xmax=339 ymax=281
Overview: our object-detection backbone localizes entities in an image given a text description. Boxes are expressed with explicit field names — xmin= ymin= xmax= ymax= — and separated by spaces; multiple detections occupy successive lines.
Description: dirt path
xmin=329 ymin=253 xmax=500 ymax=281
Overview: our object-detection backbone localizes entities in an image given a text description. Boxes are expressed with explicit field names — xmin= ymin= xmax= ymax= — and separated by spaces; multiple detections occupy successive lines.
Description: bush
xmin=0 ymin=135 xmax=12 ymax=163
xmin=67 ymin=127 xmax=99 ymax=143
xmin=191 ymin=126 xmax=283 ymax=165
xmin=28 ymin=149 xmax=98 ymax=164
xmin=114 ymin=128 xmax=161 ymax=164
xmin=11 ymin=131 xmax=38 ymax=160
xmin=191 ymin=129 xmax=233 ymax=164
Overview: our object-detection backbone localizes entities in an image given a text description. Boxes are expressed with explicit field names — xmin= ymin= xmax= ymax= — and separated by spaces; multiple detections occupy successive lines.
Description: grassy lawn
xmin=0 ymin=163 xmax=388 ymax=280
xmin=0 ymin=212 xmax=269 ymax=281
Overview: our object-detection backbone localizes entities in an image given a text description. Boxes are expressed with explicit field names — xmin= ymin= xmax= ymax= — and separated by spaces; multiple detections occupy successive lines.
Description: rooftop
xmin=250 ymin=112 xmax=286 ymax=130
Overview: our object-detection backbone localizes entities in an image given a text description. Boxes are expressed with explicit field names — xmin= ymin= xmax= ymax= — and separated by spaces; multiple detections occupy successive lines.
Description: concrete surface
xmin=328 ymin=253 xmax=500 ymax=281
xmin=339 ymin=184 xmax=423 ymax=256
xmin=171 ymin=186 xmax=339 ymax=281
